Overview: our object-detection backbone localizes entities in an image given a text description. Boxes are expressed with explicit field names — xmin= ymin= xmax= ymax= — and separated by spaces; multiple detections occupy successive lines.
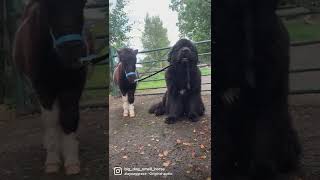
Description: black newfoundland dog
xmin=149 ymin=39 xmax=205 ymax=124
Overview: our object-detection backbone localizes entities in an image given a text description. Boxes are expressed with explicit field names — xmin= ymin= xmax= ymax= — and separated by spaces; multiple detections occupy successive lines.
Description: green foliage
xmin=170 ymin=0 xmax=211 ymax=43
xmin=109 ymin=0 xmax=132 ymax=48
xmin=141 ymin=14 xmax=171 ymax=69
xmin=169 ymin=0 xmax=211 ymax=63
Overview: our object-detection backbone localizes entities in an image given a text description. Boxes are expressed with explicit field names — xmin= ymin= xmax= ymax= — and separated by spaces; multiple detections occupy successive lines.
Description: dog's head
xmin=168 ymin=39 xmax=198 ymax=65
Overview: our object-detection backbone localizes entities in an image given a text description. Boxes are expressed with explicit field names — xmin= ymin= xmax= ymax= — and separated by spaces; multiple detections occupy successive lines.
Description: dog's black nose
xmin=182 ymin=47 xmax=190 ymax=53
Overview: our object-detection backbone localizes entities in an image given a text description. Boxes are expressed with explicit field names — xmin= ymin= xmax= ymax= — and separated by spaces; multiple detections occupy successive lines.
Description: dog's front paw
xmin=155 ymin=110 xmax=163 ymax=116
xmin=154 ymin=108 xmax=164 ymax=116
xmin=165 ymin=117 xmax=177 ymax=124
xmin=188 ymin=113 xmax=199 ymax=122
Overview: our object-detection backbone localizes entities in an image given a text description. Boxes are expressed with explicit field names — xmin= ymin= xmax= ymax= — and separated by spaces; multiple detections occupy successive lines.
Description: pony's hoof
xmin=65 ymin=163 xmax=80 ymax=175
xmin=129 ymin=111 xmax=135 ymax=117
xmin=123 ymin=112 xmax=129 ymax=117
xmin=45 ymin=163 xmax=60 ymax=174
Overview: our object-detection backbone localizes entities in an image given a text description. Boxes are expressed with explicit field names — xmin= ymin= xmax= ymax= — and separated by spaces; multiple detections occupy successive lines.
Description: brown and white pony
xmin=13 ymin=0 xmax=94 ymax=175
xmin=113 ymin=48 xmax=138 ymax=117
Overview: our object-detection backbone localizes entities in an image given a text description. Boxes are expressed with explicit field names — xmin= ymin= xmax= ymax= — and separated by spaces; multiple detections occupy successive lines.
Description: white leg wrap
xmin=122 ymin=95 xmax=129 ymax=117
xmin=42 ymin=101 xmax=61 ymax=173
xmin=129 ymin=104 xmax=135 ymax=117
xmin=62 ymin=132 xmax=80 ymax=175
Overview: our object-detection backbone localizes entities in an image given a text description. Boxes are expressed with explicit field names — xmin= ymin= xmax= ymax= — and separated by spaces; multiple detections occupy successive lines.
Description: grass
xmin=285 ymin=20 xmax=320 ymax=41
xmin=81 ymin=65 xmax=108 ymax=102
xmin=136 ymin=66 xmax=212 ymax=91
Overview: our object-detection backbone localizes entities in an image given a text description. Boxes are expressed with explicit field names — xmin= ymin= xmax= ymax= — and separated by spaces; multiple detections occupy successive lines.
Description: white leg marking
xmin=129 ymin=103 xmax=135 ymax=117
xmin=122 ymin=95 xmax=129 ymax=117
xmin=62 ymin=132 xmax=80 ymax=175
xmin=42 ymin=101 xmax=61 ymax=173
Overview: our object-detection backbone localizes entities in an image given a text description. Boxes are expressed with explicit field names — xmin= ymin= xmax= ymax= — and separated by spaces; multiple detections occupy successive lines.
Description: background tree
xmin=141 ymin=14 xmax=170 ymax=69
xmin=109 ymin=0 xmax=132 ymax=49
xmin=170 ymin=0 xmax=211 ymax=64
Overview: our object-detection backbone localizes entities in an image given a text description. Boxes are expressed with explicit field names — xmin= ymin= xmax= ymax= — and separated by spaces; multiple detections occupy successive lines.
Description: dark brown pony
xmin=113 ymin=48 xmax=138 ymax=117
xmin=13 ymin=0 xmax=94 ymax=175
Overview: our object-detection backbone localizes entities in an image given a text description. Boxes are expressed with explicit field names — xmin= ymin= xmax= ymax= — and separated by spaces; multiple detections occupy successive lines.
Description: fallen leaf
xmin=163 ymin=150 xmax=169 ymax=156
xmin=206 ymin=177 xmax=211 ymax=180
xmin=176 ymin=139 xmax=182 ymax=144
xmin=192 ymin=150 xmax=196 ymax=158
xmin=147 ymin=144 xmax=151 ymax=147
xmin=156 ymin=139 xmax=159 ymax=142
xmin=200 ymin=144 xmax=205 ymax=149
xmin=183 ymin=142 xmax=192 ymax=146
xmin=193 ymin=129 xmax=196 ymax=133
xmin=200 ymin=155 xmax=207 ymax=159
xmin=140 ymin=151 xmax=145 ymax=155
xmin=200 ymin=131 xmax=205 ymax=135
xmin=163 ymin=160 xmax=171 ymax=167
xmin=151 ymin=138 xmax=155 ymax=141
xmin=186 ymin=170 xmax=190 ymax=174
xmin=120 ymin=147 xmax=125 ymax=151
xmin=122 ymin=155 xmax=128 ymax=159
xmin=159 ymin=153 xmax=164 ymax=157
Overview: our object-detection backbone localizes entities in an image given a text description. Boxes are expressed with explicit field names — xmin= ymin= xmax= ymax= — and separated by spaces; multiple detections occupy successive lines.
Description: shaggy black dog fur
xmin=213 ymin=1 xmax=301 ymax=180
xmin=149 ymin=39 xmax=205 ymax=124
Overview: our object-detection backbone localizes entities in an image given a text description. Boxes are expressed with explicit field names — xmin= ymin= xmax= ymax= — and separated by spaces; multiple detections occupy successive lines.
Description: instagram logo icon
xmin=113 ymin=167 xmax=122 ymax=175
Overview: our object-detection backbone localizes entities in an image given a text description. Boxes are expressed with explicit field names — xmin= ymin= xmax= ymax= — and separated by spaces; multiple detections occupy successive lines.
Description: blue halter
xmin=125 ymin=71 xmax=138 ymax=78
xmin=55 ymin=34 xmax=82 ymax=46
xmin=50 ymin=30 xmax=83 ymax=48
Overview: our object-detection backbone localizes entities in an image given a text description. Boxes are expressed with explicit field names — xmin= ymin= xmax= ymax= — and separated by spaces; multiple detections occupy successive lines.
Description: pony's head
xmin=117 ymin=48 xmax=138 ymax=83
xmin=46 ymin=0 xmax=87 ymax=69
xmin=25 ymin=0 xmax=88 ymax=69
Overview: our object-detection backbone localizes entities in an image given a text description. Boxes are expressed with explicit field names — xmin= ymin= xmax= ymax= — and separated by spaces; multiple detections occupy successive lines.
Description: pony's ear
xmin=133 ymin=49 xmax=138 ymax=55
xmin=116 ymin=50 xmax=122 ymax=62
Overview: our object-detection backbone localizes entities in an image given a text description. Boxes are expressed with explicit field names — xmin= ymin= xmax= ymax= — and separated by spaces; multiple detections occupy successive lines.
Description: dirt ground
xmin=289 ymin=95 xmax=320 ymax=180
xmin=0 ymin=107 xmax=107 ymax=180
xmin=109 ymin=94 xmax=212 ymax=180
xmin=0 ymin=93 xmax=319 ymax=180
